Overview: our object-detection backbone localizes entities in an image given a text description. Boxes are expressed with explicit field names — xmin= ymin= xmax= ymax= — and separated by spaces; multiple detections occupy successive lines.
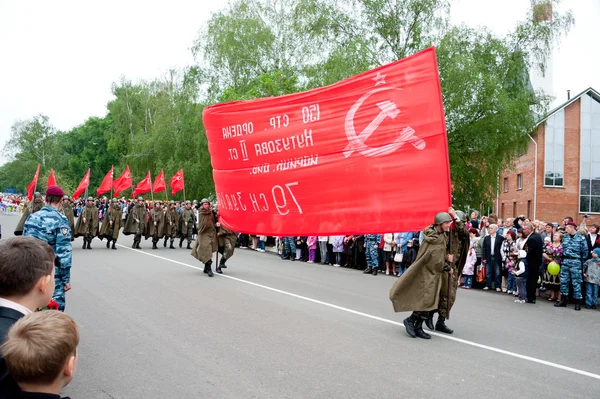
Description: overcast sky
xmin=0 ymin=0 xmax=597 ymax=165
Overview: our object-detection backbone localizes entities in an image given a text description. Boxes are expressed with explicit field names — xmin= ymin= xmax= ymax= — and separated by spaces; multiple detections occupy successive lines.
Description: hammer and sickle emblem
xmin=343 ymin=87 xmax=426 ymax=158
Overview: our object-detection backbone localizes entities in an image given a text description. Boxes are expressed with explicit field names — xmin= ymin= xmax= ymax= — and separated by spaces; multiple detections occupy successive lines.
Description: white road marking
xmin=117 ymin=244 xmax=600 ymax=381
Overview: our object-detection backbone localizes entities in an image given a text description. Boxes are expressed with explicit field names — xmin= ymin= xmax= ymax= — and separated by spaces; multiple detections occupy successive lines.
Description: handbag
xmin=476 ymin=264 xmax=486 ymax=283
xmin=394 ymin=250 xmax=403 ymax=263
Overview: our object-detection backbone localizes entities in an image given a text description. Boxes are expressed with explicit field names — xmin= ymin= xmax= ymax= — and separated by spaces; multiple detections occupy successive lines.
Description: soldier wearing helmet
xmin=191 ymin=198 xmax=218 ymax=277
xmin=164 ymin=200 xmax=179 ymax=249
xmin=179 ymin=200 xmax=195 ymax=249
xmin=389 ymin=210 xmax=455 ymax=340
xmin=14 ymin=192 xmax=45 ymax=236
xmin=74 ymin=197 xmax=99 ymax=249
xmin=60 ymin=195 xmax=75 ymax=238
xmin=123 ymin=197 xmax=148 ymax=249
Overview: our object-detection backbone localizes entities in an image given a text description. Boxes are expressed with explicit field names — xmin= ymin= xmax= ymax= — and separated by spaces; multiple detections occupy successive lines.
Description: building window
xmin=544 ymin=109 xmax=565 ymax=186
xmin=579 ymin=93 xmax=600 ymax=213
xmin=504 ymin=177 xmax=509 ymax=193
xmin=517 ymin=174 xmax=523 ymax=190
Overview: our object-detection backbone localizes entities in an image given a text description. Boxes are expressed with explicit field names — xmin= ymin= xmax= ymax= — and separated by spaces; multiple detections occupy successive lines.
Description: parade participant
xmin=14 ymin=192 xmax=44 ymax=236
xmin=61 ymin=196 xmax=75 ymax=241
xmin=554 ymin=221 xmax=588 ymax=310
xmin=389 ymin=212 xmax=454 ymax=340
xmin=191 ymin=198 xmax=218 ymax=277
xmin=363 ymin=234 xmax=382 ymax=275
xmin=74 ymin=197 xmax=99 ymax=249
xmin=216 ymin=207 xmax=238 ymax=273
xmin=123 ymin=197 xmax=148 ymax=249
xmin=426 ymin=208 xmax=469 ymax=334
xmin=146 ymin=201 xmax=165 ymax=250
xmin=99 ymin=198 xmax=122 ymax=250
xmin=164 ymin=200 xmax=179 ymax=249
xmin=179 ymin=200 xmax=195 ymax=249
xmin=22 ymin=185 xmax=73 ymax=312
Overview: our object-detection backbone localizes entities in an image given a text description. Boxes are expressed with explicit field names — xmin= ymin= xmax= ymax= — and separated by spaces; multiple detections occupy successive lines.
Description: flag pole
xmin=110 ymin=165 xmax=114 ymax=199
xmin=183 ymin=187 xmax=186 ymax=203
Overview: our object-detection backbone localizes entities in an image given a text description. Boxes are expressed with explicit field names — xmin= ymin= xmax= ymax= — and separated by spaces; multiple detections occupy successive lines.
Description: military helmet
xmin=137 ymin=197 xmax=143 ymax=201
xmin=112 ymin=198 xmax=118 ymax=203
xmin=63 ymin=195 xmax=70 ymax=200
xmin=185 ymin=200 xmax=191 ymax=204
xmin=455 ymin=210 xmax=465 ymax=221
xmin=87 ymin=196 xmax=94 ymax=201
xmin=170 ymin=200 xmax=175 ymax=204
xmin=34 ymin=192 xmax=41 ymax=197
xmin=200 ymin=198 xmax=210 ymax=205
xmin=434 ymin=212 xmax=453 ymax=225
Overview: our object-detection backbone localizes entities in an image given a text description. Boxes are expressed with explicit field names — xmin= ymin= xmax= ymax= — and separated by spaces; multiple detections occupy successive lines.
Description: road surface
xmin=1 ymin=214 xmax=598 ymax=398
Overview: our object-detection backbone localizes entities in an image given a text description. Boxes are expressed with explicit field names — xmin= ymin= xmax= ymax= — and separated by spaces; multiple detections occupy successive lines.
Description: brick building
xmin=496 ymin=87 xmax=600 ymax=224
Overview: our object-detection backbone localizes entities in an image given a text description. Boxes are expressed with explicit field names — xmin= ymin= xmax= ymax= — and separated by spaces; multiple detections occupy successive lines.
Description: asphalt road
xmin=1 ymin=213 xmax=599 ymax=398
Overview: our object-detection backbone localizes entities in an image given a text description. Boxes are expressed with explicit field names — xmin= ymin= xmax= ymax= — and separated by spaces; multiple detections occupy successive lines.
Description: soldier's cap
xmin=565 ymin=221 xmax=578 ymax=227
xmin=45 ymin=185 xmax=64 ymax=197
xmin=87 ymin=196 xmax=94 ymax=201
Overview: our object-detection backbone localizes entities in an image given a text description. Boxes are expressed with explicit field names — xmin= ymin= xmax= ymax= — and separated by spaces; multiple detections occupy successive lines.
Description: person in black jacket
xmin=0 ymin=237 xmax=56 ymax=397
xmin=522 ymin=223 xmax=544 ymax=304
xmin=481 ymin=224 xmax=505 ymax=291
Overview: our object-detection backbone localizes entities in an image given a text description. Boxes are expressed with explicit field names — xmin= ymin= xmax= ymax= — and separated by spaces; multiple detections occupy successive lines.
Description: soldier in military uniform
xmin=99 ymin=198 xmax=122 ymax=250
xmin=61 ymin=196 xmax=75 ymax=241
xmin=74 ymin=197 xmax=99 ymax=249
xmin=22 ymin=185 xmax=73 ymax=312
xmin=146 ymin=201 xmax=165 ymax=250
xmin=216 ymin=207 xmax=238 ymax=273
xmin=123 ymin=197 xmax=148 ymax=249
xmin=389 ymin=212 xmax=454 ymax=340
xmin=554 ymin=221 xmax=589 ymax=311
xmin=426 ymin=208 xmax=470 ymax=334
xmin=164 ymin=200 xmax=179 ymax=249
xmin=191 ymin=198 xmax=218 ymax=277
xmin=179 ymin=200 xmax=195 ymax=249
xmin=363 ymin=234 xmax=382 ymax=275
xmin=14 ymin=192 xmax=44 ymax=235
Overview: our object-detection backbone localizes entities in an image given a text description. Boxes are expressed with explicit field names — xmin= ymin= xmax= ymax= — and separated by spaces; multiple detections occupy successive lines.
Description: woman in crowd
xmin=501 ymin=230 xmax=518 ymax=294
xmin=543 ymin=232 xmax=563 ymax=302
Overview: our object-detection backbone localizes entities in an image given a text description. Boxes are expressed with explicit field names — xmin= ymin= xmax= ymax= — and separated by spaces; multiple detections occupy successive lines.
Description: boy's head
xmin=593 ymin=248 xmax=600 ymax=258
xmin=0 ymin=237 xmax=55 ymax=309
xmin=518 ymin=250 xmax=527 ymax=259
xmin=407 ymin=240 xmax=413 ymax=247
xmin=1 ymin=311 xmax=79 ymax=391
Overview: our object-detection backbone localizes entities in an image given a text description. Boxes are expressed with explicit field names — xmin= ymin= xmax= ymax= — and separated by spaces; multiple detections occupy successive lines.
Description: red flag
xmin=132 ymin=171 xmax=152 ymax=198
xmin=202 ymin=47 xmax=451 ymax=235
xmin=47 ymin=169 xmax=56 ymax=187
xmin=27 ymin=164 xmax=41 ymax=201
xmin=153 ymin=169 xmax=166 ymax=193
xmin=96 ymin=166 xmax=114 ymax=197
xmin=170 ymin=169 xmax=184 ymax=196
xmin=72 ymin=169 xmax=91 ymax=199
xmin=113 ymin=166 xmax=132 ymax=197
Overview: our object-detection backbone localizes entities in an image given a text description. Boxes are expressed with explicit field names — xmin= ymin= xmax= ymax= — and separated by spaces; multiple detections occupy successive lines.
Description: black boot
xmin=136 ymin=240 xmax=141 ymax=249
xmin=170 ymin=239 xmax=175 ymax=249
xmin=187 ymin=241 xmax=192 ymax=250
xmin=403 ymin=313 xmax=418 ymax=338
xmin=574 ymin=299 xmax=581 ymax=311
xmin=106 ymin=240 xmax=110 ymax=249
xmin=220 ymin=258 xmax=227 ymax=269
xmin=82 ymin=240 xmax=87 ymax=250
xmin=363 ymin=267 xmax=372 ymax=274
xmin=414 ymin=318 xmax=431 ymax=340
xmin=216 ymin=264 xmax=223 ymax=274
xmin=425 ymin=311 xmax=435 ymax=331
xmin=132 ymin=240 xmax=137 ymax=249
xmin=372 ymin=268 xmax=378 ymax=276
xmin=435 ymin=315 xmax=454 ymax=334
xmin=179 ymin=238 xmax=183 ymax=248
xmin=112 ymin=241 xmax=117 ymax=250
xmin=152 ymin=242 xmax=158 ymax=250
xmin=554 ymin=297 xmax=568 ymax=308
xmin=163 ymin=237 xmax=168 ymax=247
xmin=205 ymin=260 xmax=213 ymax=277
xmin=87 ymin=240 xmax=92 ymax=250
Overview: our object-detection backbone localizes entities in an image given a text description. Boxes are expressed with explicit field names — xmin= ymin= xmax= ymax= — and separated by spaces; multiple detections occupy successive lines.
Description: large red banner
xmin=203 ymin=47 xmax=451 ymax=235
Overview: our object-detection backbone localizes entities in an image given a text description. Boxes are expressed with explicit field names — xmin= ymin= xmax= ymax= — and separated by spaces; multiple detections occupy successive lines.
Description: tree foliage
xmin=0 ymin=0 xmax=574 ymax=210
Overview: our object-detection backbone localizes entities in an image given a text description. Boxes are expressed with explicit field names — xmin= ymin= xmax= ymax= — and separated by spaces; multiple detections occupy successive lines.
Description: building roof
xmin=537 ymin=87 xmax=600 ymax=126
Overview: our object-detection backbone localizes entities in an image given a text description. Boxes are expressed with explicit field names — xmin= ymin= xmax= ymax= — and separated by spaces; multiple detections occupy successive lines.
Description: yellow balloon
xmin=548 ymin=261 xmax=560 ymax=276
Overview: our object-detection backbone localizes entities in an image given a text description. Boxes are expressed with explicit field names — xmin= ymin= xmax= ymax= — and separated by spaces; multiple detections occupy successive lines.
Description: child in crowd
xmin=583 ymin=248 xmax=600 ymax=309
xmin=461 ymin=232 xmax=477 ymax=289
xmin=400 ymin=238 xmax=418 ymax=274
xmin=307 ymin=236 xmax=317 ymax=263
xmin=257 ymin=236 xmax=267 ymax=252
xmin=1 ymin=237 xmax=56 ymax=397
xmin=506 ymin=249 xmax=518 ymax=295
xmin=1 ymin=311 xmax=79 ymax=399
xmin=513 ymin=250 xmax=528 ymax=304
xmin=332 ymin=236 xmax=345 ymax=267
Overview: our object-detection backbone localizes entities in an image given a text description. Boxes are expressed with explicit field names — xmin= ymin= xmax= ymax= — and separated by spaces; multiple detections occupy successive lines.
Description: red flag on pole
xmin=27 ymin=164 xmax=41 ymax=201
xmin=97 ymin=166 xmax=114 ymax=196
xmin=113 ymin=166 xmax=132 ymax=197
xmin=153 ymin=169 xmax=166 ymax=193
xmin=72 ymin=169 xmax=91 ymax=199
xmin=202 ymin=47 xmax=451 ymax=235
xmin=132 ymin=171 xmax=152 ymax=198
xmin=47 ymin=169 xmax=56 ymax=187
xmin=170 ymin=169 xmax=184 ymax=196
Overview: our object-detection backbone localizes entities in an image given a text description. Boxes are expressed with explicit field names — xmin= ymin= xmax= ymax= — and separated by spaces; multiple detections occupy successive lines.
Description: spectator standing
xmin=583 ymin=248 xmax=600 ymax=309
xmin=481 ymin=224 xmax=505 ymax=291
xmin=522 ymin=223 xmax=544 ymax=304
xmin=543 ymin=232 xmax=563 ymax=301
